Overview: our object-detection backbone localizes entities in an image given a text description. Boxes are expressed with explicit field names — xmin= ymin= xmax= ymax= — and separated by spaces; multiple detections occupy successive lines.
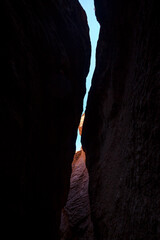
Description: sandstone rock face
xmin=61 ymin=150 xmax=94 ymax=240
xmin=82 ymin=1 xmax=160 ymax=239
xmin=1 ymin=1 xmax=90 ymax=239
xmin=79 ymin=113 xmax=85 ymax=136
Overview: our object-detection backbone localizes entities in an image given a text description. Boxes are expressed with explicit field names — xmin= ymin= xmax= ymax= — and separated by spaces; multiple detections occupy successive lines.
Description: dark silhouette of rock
xmin=82 ymin=1 xmax=160 ymax=239
xmin=1 ymin=1 xmax=90 ymax=239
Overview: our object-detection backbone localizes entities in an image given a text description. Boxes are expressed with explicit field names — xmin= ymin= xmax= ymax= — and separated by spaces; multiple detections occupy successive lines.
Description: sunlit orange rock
xmin=78 ymin=113 xmax=85 ymax=136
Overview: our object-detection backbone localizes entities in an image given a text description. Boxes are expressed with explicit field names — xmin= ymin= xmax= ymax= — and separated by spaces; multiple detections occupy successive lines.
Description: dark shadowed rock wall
xmin=1 ymin=0 xmax=90 ymax=239
xmin=82 ymin=0 xmax=160 ymax=239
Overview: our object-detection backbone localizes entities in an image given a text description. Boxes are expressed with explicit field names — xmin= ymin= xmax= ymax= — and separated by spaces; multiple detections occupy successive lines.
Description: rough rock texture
xmin=82 ymin=0 xmax=160 ymax=239
xmin=60 ymin=114 xmax=93 ymax=239
xmin=60 ymin=150 xmax=93 ymax=240
xmin=1 ymin=1 xmax=90 ymax=239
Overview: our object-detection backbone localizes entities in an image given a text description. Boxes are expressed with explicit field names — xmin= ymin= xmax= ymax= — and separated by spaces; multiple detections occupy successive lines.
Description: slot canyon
xmin=1 ymin=1 xmax=160 ymax=240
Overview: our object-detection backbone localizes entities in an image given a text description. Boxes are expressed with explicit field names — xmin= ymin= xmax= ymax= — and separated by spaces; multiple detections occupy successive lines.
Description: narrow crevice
xmin=76 ymin=0 xmax=100 ymax=152
xmin=60 ymin=1 xmax=100 ymax=239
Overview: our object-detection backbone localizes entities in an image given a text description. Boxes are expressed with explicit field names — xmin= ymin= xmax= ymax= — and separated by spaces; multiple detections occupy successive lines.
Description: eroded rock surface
xmin=60 ymin=150 xmax=93 ymax=240
xmin=82 ymin=1 xmax=160 ymax=239
xmin=1 ymin=1 xmax=90 ymax=239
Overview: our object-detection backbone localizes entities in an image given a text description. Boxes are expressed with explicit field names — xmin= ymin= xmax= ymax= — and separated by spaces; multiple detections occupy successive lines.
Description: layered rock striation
xmin=82 ymin=1 xmax=160 ymax=239
xmin=1 ymin=0 xmax=90 ymax=239
xmin=61 ymin=113 xmax=93 ymax=240
xmin=61 ymin=149 xmax=93 ymax=240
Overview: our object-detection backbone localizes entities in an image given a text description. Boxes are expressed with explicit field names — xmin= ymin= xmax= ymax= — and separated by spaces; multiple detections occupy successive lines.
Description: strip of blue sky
xmin=76 ymin=0 xmax=100 ymax=151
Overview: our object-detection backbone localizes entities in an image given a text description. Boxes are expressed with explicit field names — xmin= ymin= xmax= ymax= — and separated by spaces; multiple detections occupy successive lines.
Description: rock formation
xmin=1 ymin=1 xmax=90 ymax=239
xmin=82 ymin=0 xmax=160 ymax=239
xmin=60 ymin=149 xmax=93 ymax=240
xmin=79 ymin=113 xmax=85 ymax=136
xmin=61 ymin=113 xmax=93 ymax=240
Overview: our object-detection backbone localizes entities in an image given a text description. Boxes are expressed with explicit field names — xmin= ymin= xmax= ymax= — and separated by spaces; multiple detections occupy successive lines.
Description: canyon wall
xmin=82 ymin=0 xmax=160 ymax=239
xmin=61 ymin=149 xmax=93 ymax=240
xmin=1 ymin=1 xmax=90 ymax=239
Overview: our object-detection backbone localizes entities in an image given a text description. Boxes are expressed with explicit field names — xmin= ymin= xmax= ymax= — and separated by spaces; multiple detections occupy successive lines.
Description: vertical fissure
xmin=76 ymin=0 xmax=100 ymax=151
xmin=60 ymin=1 xmax=100 ymax=239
